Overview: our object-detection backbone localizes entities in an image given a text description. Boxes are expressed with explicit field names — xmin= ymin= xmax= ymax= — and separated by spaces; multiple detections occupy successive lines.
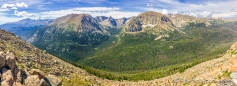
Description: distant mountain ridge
xmin=0 ymin=18 xmax=53 ymax=39
xmin=95 ymin=16 xmax=129 ymax=28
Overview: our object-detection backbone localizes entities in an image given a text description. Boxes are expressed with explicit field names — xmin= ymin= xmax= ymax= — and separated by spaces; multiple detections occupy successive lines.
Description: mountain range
xmin=1 ymin=11 xmax=237 ymax=85
xmin=0 ymin=18 xmax=53 ymax=39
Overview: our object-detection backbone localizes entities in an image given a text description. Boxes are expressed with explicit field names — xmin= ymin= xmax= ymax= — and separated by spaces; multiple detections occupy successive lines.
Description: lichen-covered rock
xmin=5 ymin=52 xmax=16 ymax=71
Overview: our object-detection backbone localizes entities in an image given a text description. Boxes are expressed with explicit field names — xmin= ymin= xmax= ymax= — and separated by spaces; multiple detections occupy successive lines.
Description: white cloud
xmin=10 ymin=7 xmax=140 ymax=20
xmin=14 ymin=10 xmax=39 ymax=19
xmin=0 ymin=8 xmax=9 ymax=11
xmin=71 ymin=7 xmax=120 ymax=11
xmin=200 ymin=11 xmax=212 ymax=18
xmin=212 ymin=12 xmax=237 ymax=18
xmin=147 ymin=4 xmax=153 ymax=7
xmin=39 ymin=7 xmax=139 ymax=19
xmin=149 ymin=0 xmax=237 ymax=18
xmin=15 ymin=2 xmax=28 ymax=8
xmin=161 ymin=9 xmax=168 ymax=14
xmin=0 ymin=16 xmax=23 ymax=25
xmin=1 ymin=2 xmax=28 ymax=11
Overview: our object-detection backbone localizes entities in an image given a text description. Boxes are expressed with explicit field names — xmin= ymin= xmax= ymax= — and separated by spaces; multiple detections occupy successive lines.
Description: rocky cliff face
xmin=116 ymin=17 xmax=129 ymax=28
xmin=95 ymin=16 xmax=117 ymax=28
xmin=124 ymin=11 xmax=174 ymax=33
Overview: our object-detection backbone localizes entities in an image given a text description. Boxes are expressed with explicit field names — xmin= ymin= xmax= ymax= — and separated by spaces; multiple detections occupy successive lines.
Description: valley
xmin=9 ymin=11 xmax=236 ymax=81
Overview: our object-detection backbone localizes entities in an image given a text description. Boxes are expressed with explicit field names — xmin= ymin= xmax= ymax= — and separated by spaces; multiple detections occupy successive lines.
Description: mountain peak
xmin=49 ymin=13 xmax=100 ymax=31
xmin=124 ymin=11 xmax=173 ymax=32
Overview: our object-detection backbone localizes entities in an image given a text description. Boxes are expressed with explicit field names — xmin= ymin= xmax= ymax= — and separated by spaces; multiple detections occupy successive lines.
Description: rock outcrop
xmin=0 ymin=51 xmax=62 ymax=86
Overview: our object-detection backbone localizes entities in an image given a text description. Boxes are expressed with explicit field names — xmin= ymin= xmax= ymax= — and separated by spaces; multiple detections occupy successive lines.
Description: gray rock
xmin=231 ymin=71 xmax=237 ymax=85
xmin=231 ymin=71 xmax=237 ymax=79
xmin=218 ymin=79 xmax=236 ymax=86
xmin=44 ymin=74 xmax=62 ymax=86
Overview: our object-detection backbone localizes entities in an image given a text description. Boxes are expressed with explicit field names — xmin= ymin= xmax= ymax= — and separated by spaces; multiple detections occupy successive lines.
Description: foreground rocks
xmin=0 ymin=51 xmax=62 ymax=86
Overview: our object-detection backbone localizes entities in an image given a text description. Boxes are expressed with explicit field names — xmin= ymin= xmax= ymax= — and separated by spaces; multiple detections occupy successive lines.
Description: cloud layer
xmin=1 ymin=2 xmax=28 ymax=10
xmin=1 ymin=0 xmax=237 ymax=24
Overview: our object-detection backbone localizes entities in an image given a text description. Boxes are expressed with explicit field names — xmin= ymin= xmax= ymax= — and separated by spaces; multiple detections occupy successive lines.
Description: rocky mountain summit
xmin=124 ymin=11 xmax=174 ymax=33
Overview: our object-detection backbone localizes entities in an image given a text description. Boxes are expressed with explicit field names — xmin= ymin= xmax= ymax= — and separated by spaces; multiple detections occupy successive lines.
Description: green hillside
xmin=77 ymin=22 xmax=237 ymax=80
xmin=29 ymin=12 xmax=237 ymax=81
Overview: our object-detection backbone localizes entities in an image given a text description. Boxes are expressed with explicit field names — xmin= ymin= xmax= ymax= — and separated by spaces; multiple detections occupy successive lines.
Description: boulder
xmin=45 ymin=74 xmax=62 ymax=86
xmin=231 ymin=71 xmax=237 ymax=84
xmin=31 ymin=69 xmax=45 ymax=79
xmin=1 ymin=67 xmax=14 ymax=86
xmin=24 ymin=75 xmax=41 ymax=86
xmin=17 ymin=69 xmax=27 ymax=84
xmin=0 ymin=55 xmax=5 ymax=68
xmin=5 ymin=52 xmax=16 ymax=71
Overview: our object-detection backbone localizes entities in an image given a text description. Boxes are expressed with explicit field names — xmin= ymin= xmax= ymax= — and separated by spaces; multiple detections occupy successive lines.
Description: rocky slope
xmin=116 ymin=17 xmax=129 ymax=28
xmin=95 ymin=16 xmax=117 ymax=27
xmin=0 ymin=51 xmax=61 ymax=86
xmin=95 ymin=16 xmax=129 ymax=28
xmin=0 ymin=28 xmax=107 ymax=85
xmin=124 ymin=11 xmax=174 ymax=33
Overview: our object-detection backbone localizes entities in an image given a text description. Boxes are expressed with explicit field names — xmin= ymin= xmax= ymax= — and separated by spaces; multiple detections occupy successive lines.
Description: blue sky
xmin=0 ymin=0 xmax=237 ymax=24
